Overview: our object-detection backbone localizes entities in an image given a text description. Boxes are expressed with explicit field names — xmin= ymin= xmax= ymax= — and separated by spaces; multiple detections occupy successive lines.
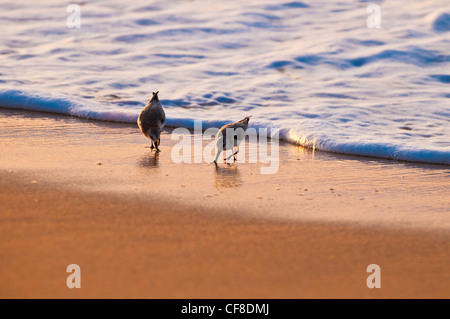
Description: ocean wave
xmin=0 ymin=0 xmax=449 ymax=166
xmin=433 ymin=13 xmax=450 ymax=32
xmin=1 ymin=88 xmax=448 ymax=165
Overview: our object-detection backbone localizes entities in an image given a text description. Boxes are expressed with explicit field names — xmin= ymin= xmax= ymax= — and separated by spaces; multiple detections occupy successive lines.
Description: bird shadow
xmin=139 ymin=151 xmax=160 ymax=168
xmin=214 ymin=163 xmax=242 ymax=188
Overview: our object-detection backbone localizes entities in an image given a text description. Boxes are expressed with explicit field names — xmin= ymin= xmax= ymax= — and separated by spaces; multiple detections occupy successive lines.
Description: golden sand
xmin=0 ymin=109 xmax=449 ymax=298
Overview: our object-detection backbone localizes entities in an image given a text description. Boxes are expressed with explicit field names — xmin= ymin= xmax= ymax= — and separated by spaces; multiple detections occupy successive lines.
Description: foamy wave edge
xmin=1 ymin=89 xmax=448 ymax=165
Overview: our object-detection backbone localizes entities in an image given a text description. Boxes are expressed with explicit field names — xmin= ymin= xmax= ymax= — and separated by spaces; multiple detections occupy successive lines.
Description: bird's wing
xmin=161 ymin=109 xmax=166 ymax=125
xmin=159 ymin=106 xmax=166 ymax=129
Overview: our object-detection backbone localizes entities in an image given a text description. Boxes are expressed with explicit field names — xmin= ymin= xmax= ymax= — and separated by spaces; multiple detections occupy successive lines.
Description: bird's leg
xmin=214 ymin=148 xmax=222 ymax=164
xmin=226 ymin=146 xmax=240 ymax=161
xmin=234 ymin=146 xmax=240 ymax=161
xmin=155 ymin=138 xmax=161 ymax=152
xmin=150 ymin=142 xmax=155 ymax=149
xmin=224 ymin=149 xmax=232 ymax=162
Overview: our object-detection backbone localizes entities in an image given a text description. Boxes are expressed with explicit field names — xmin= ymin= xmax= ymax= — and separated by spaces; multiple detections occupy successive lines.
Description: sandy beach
xmin=0 ymin=108 xmax=449 ymax=298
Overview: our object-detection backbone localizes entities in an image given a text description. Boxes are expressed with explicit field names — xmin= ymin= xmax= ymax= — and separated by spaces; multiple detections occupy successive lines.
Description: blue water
xmin=0 ymin=0 xmax=449 ymax=164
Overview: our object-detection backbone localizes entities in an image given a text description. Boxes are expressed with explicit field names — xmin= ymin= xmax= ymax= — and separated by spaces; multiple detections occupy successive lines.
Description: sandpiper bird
xmin=138 ymin=91 xmax=166 ymax=151
xmin=214 ymin=116 xmax=251 ymax=164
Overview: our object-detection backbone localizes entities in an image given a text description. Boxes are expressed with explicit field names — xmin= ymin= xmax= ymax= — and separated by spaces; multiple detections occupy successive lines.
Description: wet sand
xmin=0 ymin=109 xmax=449 ymax=298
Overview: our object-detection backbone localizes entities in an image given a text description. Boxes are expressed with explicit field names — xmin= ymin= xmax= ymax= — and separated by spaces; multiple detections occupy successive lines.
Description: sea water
xmin=0 ymin=0 xmax=449 ymax=164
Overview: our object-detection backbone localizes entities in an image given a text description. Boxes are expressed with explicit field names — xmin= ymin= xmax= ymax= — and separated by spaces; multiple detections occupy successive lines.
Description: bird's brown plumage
xmin=214 ymin=116 xmax=251 ymax=163
xmin=138 ymin=91 xmax=166 ymax=150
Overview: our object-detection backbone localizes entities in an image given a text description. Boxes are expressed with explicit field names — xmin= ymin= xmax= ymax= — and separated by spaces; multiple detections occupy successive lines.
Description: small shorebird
xmin=214 ymin=116 xmax=251 ymax=164
xmin=138 ymin=91 xmax=166 ymax=151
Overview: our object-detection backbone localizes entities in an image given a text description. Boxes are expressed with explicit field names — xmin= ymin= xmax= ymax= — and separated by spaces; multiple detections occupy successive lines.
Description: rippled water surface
xmin=0 ymin=0 xmax=449 ymax=163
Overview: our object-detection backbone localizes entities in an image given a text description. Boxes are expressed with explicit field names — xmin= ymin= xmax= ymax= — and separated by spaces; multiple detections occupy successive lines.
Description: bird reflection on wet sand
xmin=139 ymin=152 xmax=160 ymax=168
xmin=214 ymin=164 xmax=242 ymax=188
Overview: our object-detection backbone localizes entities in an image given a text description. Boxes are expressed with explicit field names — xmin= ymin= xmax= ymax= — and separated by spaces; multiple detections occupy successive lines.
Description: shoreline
xmin=2 ymin=105 xmax=449 ymax=167
xmin=0 ymin=108 xmax=449 ymax=298
xmin=1 ymin=108 xmax=449 ymax=230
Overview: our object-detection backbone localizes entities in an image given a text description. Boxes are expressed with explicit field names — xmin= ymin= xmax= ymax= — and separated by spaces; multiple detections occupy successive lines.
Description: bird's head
xmin=149 ymin=127 xmax=161 ymax=142
xmin=150 ymin=91 xmax=159 ymax=102
xmin=240 ymin=116 xmax=252 ymax=124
